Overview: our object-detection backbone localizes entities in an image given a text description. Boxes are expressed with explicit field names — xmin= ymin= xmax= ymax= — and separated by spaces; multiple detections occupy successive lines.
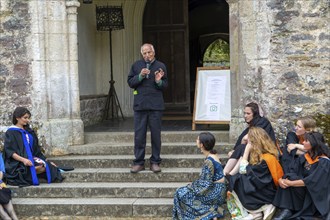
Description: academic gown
xmin=3 ymin=128 xmax=63 ymax=186
xmin=0 ymin=188 xmax=11 ymax=204
xmin=273 ymin=155 xmax=330 ymax=219
xmin=228 ymin=160 xmax=277 ymax=210
xmin=0 ymin=152 xmax=11 ymax=204
xmin=231 ymin=117 xmax=276 ymax=159
xmin=280 ymin=132 xmax=301 ymax=174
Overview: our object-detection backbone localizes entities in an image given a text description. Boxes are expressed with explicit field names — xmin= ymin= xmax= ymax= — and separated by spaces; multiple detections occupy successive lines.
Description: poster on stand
xmin=192 ymin=67 xmax=231 ymax=130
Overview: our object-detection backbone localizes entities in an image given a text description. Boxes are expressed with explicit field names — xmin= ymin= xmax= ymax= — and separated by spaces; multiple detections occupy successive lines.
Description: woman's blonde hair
xmin=248 ymin=127 xmax=279 ymax=165
xmin=297 ymin=116 xmax=316 ymax=132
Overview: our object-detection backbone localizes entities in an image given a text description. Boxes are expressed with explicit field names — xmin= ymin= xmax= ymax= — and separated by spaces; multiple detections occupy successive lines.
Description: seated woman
xmin=273 ymin=132 xmax=330 ymax=220
xmin=228 ymin=127 xmax=283 ymax=220
xmin=0 ymin=153 xmax=18 ymax=220
xmin=224 ymin=102 xmax=276 ymax=176
xmin=3 ymin=107 xmax=64 ymax=187
xmin=173 ymin=132 xmax=227 ymax=220
xmin=281 ymin=116 xmax=316 ymax=173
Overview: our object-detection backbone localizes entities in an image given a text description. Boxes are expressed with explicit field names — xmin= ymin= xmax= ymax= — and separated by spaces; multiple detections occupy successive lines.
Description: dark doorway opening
xmin=189 ymin=0 xmax=229 ymax=111
xmin=143 ymin=0 xmax=229 ymax=116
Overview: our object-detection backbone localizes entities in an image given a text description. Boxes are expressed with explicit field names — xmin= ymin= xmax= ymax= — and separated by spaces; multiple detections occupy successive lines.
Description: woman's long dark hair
xmin=12 ymin=107 xmax=31 ymax=127
xmin=246 ymin=102 xmax=261 ymax=126
xmin=199 ymin=132 xmax=217 ymax=154
xmin=305 ymin=132 xmax=330 ymax=159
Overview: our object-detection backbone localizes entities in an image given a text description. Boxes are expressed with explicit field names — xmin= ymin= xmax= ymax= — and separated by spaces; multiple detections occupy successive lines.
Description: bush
xmin=313 ymin=113 xmax=330 ymax=146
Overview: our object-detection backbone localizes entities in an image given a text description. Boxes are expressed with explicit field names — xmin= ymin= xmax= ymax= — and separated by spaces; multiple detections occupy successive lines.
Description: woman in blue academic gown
xmin=3 ymin=107 xmax=64 ymax=187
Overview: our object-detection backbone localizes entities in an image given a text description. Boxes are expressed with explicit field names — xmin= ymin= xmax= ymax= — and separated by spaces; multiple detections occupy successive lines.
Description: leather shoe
xmin=273 ymin=209 xmax=293 ymax=220
xmin=150 ymin=163 xmax=161 ymax=173
xmin=130 ymin=165 xmax=145 ymax=173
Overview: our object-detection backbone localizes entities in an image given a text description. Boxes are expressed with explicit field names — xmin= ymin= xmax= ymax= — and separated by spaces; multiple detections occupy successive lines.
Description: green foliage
xmin=313 ymin=113 xmax=330 ymax=146
xmin=203 ymin=39 xmax=230 ymax=67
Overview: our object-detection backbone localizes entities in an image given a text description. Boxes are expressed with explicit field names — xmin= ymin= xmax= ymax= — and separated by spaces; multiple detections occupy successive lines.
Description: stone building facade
xmin=0 ymin=0 xmax=329 ymax=155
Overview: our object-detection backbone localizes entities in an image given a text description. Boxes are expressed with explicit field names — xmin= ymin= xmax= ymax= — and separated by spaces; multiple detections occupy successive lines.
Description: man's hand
xmin=140 ymin=68 xmax=150 ymax=78
xmin=155 ymin=68 xmax=164 ymax=82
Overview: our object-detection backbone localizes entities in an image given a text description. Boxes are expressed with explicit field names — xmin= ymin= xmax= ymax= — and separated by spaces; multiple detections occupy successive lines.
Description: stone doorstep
xmin=58 ymin=168 xmax=201 ymax=183
xmin=11 ymin=182 xmax=189 ymax=198
xmin=19 ymin=217 xmax=173 ymax=220
xmin=84 ymin=131 xmax=230 ymax=144
xmin=66 ymin=142 xmax=234 ymax=155
xmin=12 ymin=198 xmax=173 ymax=217
xmin=13 ymin=198 xmax=231 ymax=219
xmin=48 ymin=154 xmax=229 ymax=169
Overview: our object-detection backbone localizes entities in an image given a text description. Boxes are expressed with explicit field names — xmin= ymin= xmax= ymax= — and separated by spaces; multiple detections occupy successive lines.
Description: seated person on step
xmin=224 ymin=102 xmax=276 ymax=176
xmin=0 ymin=153 xmax=18 ymax=220
xmin=3 ymin=107 xmax=64 ymax=187
xmin=173 ymin=132 xmax=227 ymax=220
xmin=227 ymin=127 xmax=283 ymax=220
xmin=280 ymin=116 xmax=316 ymax=173
xmin=272 ymin=132 xmax=330 ymax=220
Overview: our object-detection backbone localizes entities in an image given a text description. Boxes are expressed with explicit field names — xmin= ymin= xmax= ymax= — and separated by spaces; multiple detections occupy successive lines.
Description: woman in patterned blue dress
xmin=173 ymin=132 xmax=227 ymax=220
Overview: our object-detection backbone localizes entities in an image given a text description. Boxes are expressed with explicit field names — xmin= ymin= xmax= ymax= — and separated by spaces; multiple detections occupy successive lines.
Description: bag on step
xmin=227 ymin=191 xmax=249 ymax=220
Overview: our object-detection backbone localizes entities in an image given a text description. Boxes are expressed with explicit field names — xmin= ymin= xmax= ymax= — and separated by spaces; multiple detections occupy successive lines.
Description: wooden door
xmin=143 ymin=0 xmax=190 ymax=114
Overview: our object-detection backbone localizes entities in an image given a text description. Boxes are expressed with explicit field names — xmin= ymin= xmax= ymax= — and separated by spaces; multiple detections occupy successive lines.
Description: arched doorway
xmin=143 ymin=0 xmax=229 ymax=115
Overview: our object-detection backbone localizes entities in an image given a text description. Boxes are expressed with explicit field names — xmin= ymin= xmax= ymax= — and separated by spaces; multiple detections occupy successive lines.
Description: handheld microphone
xmin=146 ymin=61 xmax=150 ymax=79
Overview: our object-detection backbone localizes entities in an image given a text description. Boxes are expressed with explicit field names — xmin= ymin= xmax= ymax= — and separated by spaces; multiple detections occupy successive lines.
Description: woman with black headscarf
xmin=224 ymin=102 xmax=276 ymax=175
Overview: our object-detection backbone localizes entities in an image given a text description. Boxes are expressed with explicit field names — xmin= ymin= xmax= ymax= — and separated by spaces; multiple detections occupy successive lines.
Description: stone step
xmin=84 ymin=131 xmax=230 ymax=144
xmin=49 ymin=154 xmax=229 ymax=169
xmin=67 ymin=142 xmax=233 ymax=155
xmin=10 ymin=182 xmax=188 ymax=198
xmin=13 ymin=198 xmax=173 ymax=218
xmin=13 ymin=198 xmax=231 ymax=219
xmin=60 ymin=168 xmax=200 ymax=182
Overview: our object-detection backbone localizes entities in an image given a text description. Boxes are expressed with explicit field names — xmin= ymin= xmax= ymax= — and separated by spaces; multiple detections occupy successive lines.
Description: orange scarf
xmin=261 ymin=153 xmax=284 ymax=187
xmin=304 ymin=153 xmax=326 ymax=164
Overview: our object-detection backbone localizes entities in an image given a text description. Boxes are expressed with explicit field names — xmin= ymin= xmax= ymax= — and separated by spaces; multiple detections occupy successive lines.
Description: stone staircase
xmin=10 ymin=131 xmax=233 ymax=219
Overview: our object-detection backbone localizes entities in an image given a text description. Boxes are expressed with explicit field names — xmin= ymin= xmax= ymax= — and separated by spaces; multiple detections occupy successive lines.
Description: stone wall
xmin=80 ymin=95 xmax=107 ymax=127
xmin=0 ymin=0 xmax=34 ymax=150
xmin=0 ymin=0 xmax=84 ymax=155
xmin=267 ymin=0 xmax=329 ymax=142
xmin=228 ymin=0 xmax=329 ymax=144
xmin=0 ymin=0 xmax=32 ymax=128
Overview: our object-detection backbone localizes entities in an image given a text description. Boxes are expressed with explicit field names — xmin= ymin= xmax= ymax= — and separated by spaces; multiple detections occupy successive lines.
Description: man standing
xmin=127 ymin=43 xmax=168 ymax=173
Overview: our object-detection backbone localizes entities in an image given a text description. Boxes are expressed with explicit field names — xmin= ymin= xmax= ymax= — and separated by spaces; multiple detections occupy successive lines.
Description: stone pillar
xmin=65 ymin=0 xmax=84 ymax=146
xmin=28 ymin=0 xmax=84 ymax=155
xmin=226 ymin=0 xmax=247 ymax=142
xmin=226 ymin=0 xmax=273 ymax=142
